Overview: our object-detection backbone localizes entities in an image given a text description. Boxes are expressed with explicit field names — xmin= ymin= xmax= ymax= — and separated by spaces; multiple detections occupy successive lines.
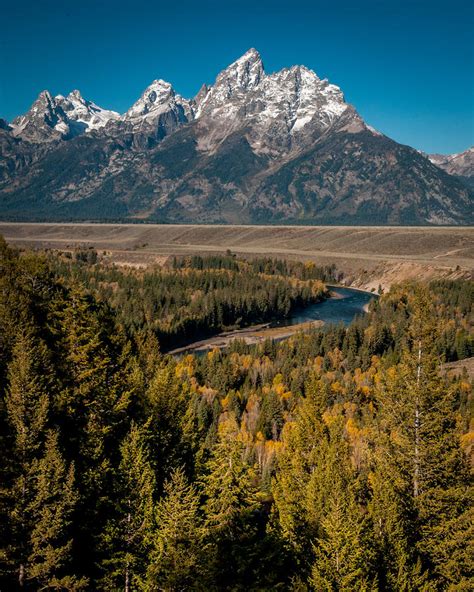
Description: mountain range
xmin=1 ymin=48 xmax=472 ymax=225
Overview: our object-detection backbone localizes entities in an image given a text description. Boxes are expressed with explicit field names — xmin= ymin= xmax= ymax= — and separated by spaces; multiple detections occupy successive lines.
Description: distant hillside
xmin=429 ymin=147 xmax=474 ymax=189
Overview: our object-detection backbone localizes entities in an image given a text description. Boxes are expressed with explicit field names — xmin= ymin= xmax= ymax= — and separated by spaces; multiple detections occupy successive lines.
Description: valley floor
xmin=1 ymin=222 xmax=473 ymax=290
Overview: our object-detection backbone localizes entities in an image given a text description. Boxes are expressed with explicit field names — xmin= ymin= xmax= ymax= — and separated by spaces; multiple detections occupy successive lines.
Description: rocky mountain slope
xmin=1 ymin=49 xmax=472 ymax=224
xmin=429 ymin=147 xmax=474 ymax=188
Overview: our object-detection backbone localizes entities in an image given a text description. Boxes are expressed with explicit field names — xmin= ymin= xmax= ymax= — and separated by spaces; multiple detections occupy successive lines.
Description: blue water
xmin=172 ymin=286 xmax=375 ymax=356
xmin=271 ymin=286 xmax=375 ymax=328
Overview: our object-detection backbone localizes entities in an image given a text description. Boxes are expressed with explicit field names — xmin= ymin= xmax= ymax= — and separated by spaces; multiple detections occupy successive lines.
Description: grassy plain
xmin=1 ymin=222 xmax=473 ymax=290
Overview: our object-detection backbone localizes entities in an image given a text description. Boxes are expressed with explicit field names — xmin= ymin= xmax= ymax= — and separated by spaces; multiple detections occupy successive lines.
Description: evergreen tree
xmin=54 ymin=288 xmax=133 ymax=583
xmin=27 ymin=431 xmax=85 ymax=590
xmin=202 ymin=416 xmax=261 ymax=588
xmin=147 ymin=467 xmax=207 ymax=591
xmin=2 ymin=331 xmax=51 ymax=587
xmin=100 ymin=421 xmax=155 ymax=591
xmin=368 ymin=457 xmax=429 ymax=591
xmin=272 ymin=381 xmax=328 ymax=563
xmin=307 ymin=414 xmax=377 ymax=591
xmin=372 ymin=287 xmax=472 ymax=588
xmin=56 ymin=287 xmax=130 ymax=478
xmin=144 ymin=363 xmax=189 ymax=488
xmin=134 ymin=329 xmax=162 ymax=385
xmin=310 ymin=496 xmax=376 ymax=592
xmin=0 ymin=240 xmax=56 ymax=388
xmin=203 ymin=417 xmax=258 ymax=535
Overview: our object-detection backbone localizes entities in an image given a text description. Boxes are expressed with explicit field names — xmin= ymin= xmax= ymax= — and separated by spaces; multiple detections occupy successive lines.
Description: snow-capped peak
xmin=195 ymin=48 xmax=265 ymax=117
xmin=194 ymin=50 xmax=349 ymax=151
xmin=124 ymin=79 xmax=193 ymax=122
xmin=37 ymin=90 xmax=54 ymax=104
xmin=68 ymin=89 xmax=83 ymax=100
xmin=428 ymin=146 xmax=474 ymax=178
xmin=10 ymin=49 xmax=353 ymax=149
xmin=11 ymin=89 xmax=119 ymax=140
xmin=55 ymin=90 xmax=120 ymax=132
xmin=11 ymin=90 xmax=67 ymax=140
xmin=226 ymin=47 xmax=264 ymax=90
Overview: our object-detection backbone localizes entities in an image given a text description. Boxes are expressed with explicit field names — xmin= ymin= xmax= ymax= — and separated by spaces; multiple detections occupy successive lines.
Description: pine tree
xmin=0 ymin=240 xmax=56 ymax=388
xmin=203 ymin=416 xmax=258 ymax=535
xmin=2 ymin=331 xmax=51 ymax=587
xmin=310 ymin=497 xmax=376 ymax=592
xmin=147 ymin=467 xmax=207 ymax=591
xmin=56 ymin=288 xmax=128 ymax=469
xmin=27 ymin=431 xmax=85 ymax=590
xmin=144 ymin=364 xmax=189 ymax=488
xmin=1 ymin=330 xmax=83 ymax=589
xmin=418 ymin=486 xmax=473 ymax=590
xmin=134 ymin=329 xmax=161 ymax=384
xmin=307 ymin=417 xmax=377 ymax=591
xmin=272 ymin=381 xmax=328 ymax=561
xmin=54 ymin=288 xmax=133 ymax=582
xmin=4 ymin=331 xmax=51 ymax=461
xmin=100 ymin=421 xmax=155 ymax=591
xmin=372 ymin=287 xmax=472 ymax=588
xmin=368 ymin=456 xmax=429 ymax=591
xmin=202 ymin=416 xmax=260 ymax=588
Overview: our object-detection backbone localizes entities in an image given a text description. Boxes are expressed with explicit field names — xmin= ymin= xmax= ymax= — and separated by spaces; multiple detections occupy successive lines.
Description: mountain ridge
xmin=428 ymin=147 xmax=474 ymax=189
xmin=1 ymin=49 xmax=472 ymax=225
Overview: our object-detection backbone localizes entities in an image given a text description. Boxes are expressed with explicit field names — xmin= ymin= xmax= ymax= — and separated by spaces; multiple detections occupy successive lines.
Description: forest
xmin=51 ymin=250 xmax=334 ymax=351
xmin=0 ymin=237 xmax=472 ymax=591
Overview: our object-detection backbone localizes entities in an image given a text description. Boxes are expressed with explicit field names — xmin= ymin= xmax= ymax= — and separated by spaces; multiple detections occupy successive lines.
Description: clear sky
xmin=1 ymin=0 xmax=473 ymax=154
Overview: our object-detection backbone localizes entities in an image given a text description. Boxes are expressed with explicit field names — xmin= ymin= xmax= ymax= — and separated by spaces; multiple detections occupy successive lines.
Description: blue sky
xmin=1 ymin=0 xmax=473 ymax=154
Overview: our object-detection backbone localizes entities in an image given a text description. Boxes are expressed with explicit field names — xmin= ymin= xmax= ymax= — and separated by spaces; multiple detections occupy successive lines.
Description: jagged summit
xmin=194 ymin=48 xmax=264 ymax=117
xmin=66 ymin=89 xmax=82 ymax=100
xmin=192 ymin=48 xmax=351 ymax=153
xmin=56 ymin=91 xmax=120 ymax=132
xmin=9 ymin=48 xmax=350 ymax=143
xmin=11 ymin=89 xmax=119 ymax=141
xmin=236 ymin=47 xmax=262 ymax=62
xmin=124 ymin=79 xmax=193 ymax=122
xmin=37 ymin=90 xmax=54 ymax=102
xmin=125 ymin=80 xmax=175 ymax=118
xmin=12 ymin=90 xmax=69 ymax=141
xmin=220 ymin=47 xmax=264 ymax=90
xmin=2 ymin=48 xmax=472 ymax=226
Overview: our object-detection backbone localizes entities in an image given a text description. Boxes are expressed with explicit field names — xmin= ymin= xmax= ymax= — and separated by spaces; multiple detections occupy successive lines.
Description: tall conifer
xmin=372 ymin=287 xmax=472 ymax=588
xmin=28 ymin=431 xmax=84 ymax=590
xmin=3 ymin=331 xmax=51 ymax=586
xmin=202 ymin=416 xmax=260 ymax=587
xmin=100 ymin=421 xmax=155 ymax=591
xmin=147 ymin=467 xmax=207 ymax=591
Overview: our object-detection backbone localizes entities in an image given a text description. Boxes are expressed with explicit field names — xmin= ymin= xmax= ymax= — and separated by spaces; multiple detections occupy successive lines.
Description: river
xmin=170 ymin=286 xmax=376 ymax=356
xmin=271 ymin=286 xmax=375 ymax=328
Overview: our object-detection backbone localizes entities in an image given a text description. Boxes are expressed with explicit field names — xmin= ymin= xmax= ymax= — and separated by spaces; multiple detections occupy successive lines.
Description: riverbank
xmin=169 ymin=286 xmax=374 ymax=356
xmin=168 ymin=319 xmax=325 ymax=356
